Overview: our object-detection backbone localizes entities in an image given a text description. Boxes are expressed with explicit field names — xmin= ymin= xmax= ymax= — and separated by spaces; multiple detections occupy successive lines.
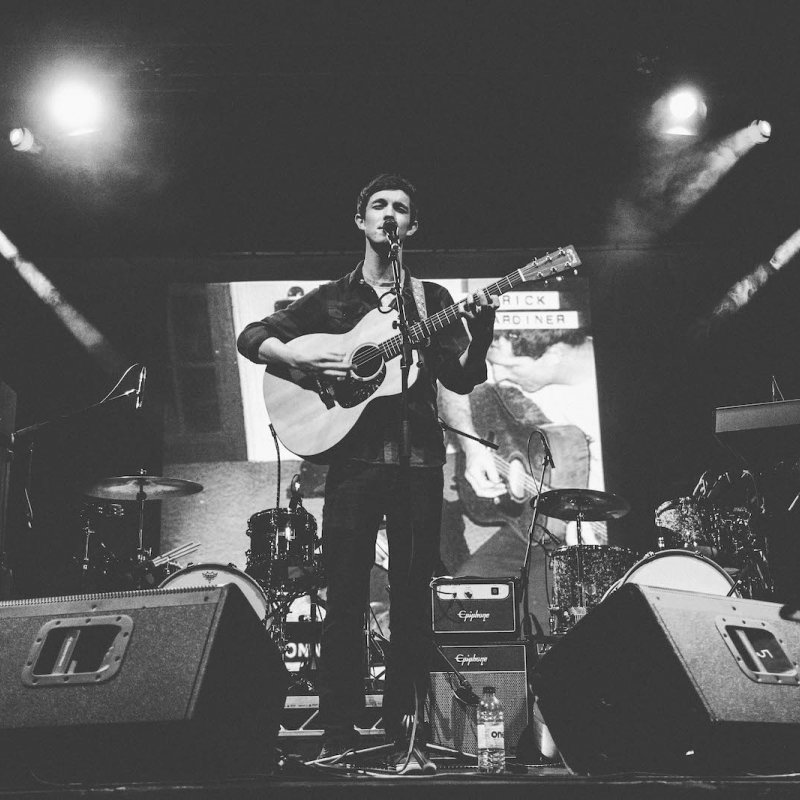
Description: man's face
xmin=355 ymin=189 xmax=418 ymax=247
xmin=487 ymin=334 xmax=552 ymax=393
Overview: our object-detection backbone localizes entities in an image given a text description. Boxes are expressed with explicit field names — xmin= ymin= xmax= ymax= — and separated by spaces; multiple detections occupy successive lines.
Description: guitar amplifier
xmin=431 ymin=577 xmax=518 ymax=640
xmin=428 ymin=642 xmax=529 ymax=754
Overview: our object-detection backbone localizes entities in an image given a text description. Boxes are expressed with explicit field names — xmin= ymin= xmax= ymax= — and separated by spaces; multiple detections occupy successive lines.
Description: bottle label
xmin=477 ymin=722 xmax=504 ymax=750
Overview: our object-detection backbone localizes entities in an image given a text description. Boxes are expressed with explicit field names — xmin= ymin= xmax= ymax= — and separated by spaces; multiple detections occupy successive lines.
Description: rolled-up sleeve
xmin=236 ymin=288 xmax=325 ymax=363
xmin=424 ymin=283 xmax=487 ymax=394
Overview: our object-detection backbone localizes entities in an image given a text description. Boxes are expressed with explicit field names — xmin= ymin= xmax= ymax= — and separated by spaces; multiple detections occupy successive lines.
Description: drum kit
xmin=80 ymin=467 xmax=326 ymax=684
xmin=540 ymin=488 xmax=636 ymax=636
xmin=80 ymin=470 xmax=204 ymax=592
xmin=78 ymin=464 xmax=775 ymax=658
xmin=543 ymin=474 xmax=775 ymax=638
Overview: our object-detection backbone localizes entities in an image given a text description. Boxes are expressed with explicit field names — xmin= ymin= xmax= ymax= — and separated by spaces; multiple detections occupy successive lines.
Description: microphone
xmin=382 ymin=217 xmax=399 ymax=244
xmin=539 ymin=430 xmax=556 ymax=469
xmin=135 ymin=366 xmax=147 ymax=411
xmin=454 ymin=682 xmax=481 ymax=706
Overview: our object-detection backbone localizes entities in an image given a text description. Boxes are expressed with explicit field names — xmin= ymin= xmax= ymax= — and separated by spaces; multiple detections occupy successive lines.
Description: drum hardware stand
xmin=726 ymin=540 xmax=774 ymax=598
xmin=287 ymin=586 xmax=324 ymax=694
xmin=574 ymin=510 xmax=586 ymax=614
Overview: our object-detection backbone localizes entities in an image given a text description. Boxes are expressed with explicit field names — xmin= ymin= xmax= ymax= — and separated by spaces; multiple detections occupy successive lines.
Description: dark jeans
xmin=317 ymin=460 xmax=443 ymax=741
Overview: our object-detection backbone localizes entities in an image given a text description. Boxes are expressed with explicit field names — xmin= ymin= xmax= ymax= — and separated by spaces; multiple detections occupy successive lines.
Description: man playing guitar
xmin=237 ymin=173 xmax=498 ymax=772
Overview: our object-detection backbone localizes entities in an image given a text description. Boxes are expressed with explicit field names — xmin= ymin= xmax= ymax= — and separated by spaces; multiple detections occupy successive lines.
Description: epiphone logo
xmin=455 ymin=654 xmax=489 ymax=666
xmin=457 ymin=610 xmax=491 ymax=622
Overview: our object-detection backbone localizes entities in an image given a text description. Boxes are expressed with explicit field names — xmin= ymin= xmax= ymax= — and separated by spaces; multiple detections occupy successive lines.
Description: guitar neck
xmin=378 ymin=246 xmax=579 ymax=361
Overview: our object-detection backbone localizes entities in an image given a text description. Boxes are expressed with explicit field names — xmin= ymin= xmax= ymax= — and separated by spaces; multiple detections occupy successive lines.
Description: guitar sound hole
xmin=351 ymin=345 xmax=383 ymax=381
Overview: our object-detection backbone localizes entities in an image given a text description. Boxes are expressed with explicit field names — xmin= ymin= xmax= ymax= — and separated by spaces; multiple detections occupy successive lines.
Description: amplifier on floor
xmin=0 ymin=584 xmax=288 ymax=783
xmin=431 ymin=577 xmax=518 ymax=639
xmin=428 ymin=641 xmax=529 ymax=754
xmin=535 ymin=583 xmax=800 ymax=775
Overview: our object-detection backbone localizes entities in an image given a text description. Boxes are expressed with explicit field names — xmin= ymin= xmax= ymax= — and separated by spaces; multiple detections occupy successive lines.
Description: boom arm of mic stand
xmin=438 ymin=418 xmax=499 ymax=450
xmin=11 ymin=389 xmax=137 ymax=443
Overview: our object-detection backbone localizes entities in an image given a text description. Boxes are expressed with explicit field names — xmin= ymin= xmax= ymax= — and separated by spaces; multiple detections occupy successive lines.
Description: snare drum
xmin=159 ymin=563 xmax=270 ymax=622
xmin=603 ymin=549 xmax=738 ymax=600
xmin=246 ymin=507 xmax=320 ymax=592
xmin=549 ymin=545 xmax=636 ymax=635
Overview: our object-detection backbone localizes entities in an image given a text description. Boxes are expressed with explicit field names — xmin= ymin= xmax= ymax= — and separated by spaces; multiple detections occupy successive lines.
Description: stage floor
xmin=3 ymin=765 xmax=800 ymax=800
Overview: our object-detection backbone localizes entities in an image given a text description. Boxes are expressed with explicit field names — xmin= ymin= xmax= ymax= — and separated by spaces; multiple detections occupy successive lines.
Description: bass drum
xmin=159 ymin=563 xmax=270 ymax=623
xmin=603 ymin=549 xmax=739 ymax=600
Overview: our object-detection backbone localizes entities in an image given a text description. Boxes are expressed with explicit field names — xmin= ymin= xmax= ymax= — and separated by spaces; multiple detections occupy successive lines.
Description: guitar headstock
xmin=520 ymin=245 xmax=581 ymax=285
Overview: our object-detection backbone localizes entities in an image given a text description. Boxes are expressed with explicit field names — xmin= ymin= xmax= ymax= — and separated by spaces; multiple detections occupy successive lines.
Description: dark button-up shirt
xmin=237 ymin=263 xmax=486 ymax=466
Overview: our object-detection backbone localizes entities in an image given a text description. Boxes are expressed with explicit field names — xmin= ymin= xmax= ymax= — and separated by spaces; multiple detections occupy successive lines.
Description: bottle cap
xmin=482 ymin=686 xmax=495 ymax=693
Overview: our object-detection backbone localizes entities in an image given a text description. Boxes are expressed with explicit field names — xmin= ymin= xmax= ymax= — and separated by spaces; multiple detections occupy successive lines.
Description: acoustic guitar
xmin=263 ymin=246 xmax=581 ymax=459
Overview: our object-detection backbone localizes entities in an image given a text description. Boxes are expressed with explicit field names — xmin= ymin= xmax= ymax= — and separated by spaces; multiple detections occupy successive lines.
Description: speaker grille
xmin=428 ymin=643 xmax=528 ymax=753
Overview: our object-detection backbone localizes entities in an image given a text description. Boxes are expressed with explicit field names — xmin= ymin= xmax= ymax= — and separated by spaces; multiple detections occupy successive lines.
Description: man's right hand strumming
xmin=259 ymin=337 xmax=352 ymax=378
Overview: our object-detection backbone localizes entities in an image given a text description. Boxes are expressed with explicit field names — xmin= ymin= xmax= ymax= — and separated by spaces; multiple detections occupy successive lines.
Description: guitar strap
xmin=410 ymin=276 xmax=427 ymax=322
xmin=410 ymin=277 xmax=430 ymax=361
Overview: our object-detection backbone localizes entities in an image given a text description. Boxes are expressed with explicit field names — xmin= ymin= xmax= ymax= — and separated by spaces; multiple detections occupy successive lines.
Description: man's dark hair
xmin=502 ymin=329 xmax=588 ymax=360
xmin=356 ymin=173 xmax=419 ymax=222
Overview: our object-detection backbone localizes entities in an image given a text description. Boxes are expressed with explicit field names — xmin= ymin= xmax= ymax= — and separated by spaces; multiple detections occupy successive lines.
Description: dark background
xmin=1 ymin=1 xmax=799 ymax=597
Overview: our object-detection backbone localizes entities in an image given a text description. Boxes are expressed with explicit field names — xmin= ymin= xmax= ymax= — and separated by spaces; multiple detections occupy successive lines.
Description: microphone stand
xmin=522 ymin=432 xmax=554 ymax=641
xmin=337 ymin=228 xmax=423 ymax=767
xmin=438 ymin=418 xmax=499 ymax=452
xmin=384 ymin=228 xmax=475 ymax=764
xmin=387 ymin=231 xmax=412 ymax=468
xmin=11 ymin=389 xmax=139 ymax=538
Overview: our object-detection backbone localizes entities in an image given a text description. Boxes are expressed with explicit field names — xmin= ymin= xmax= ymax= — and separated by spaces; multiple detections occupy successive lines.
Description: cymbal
xmin=537 ymin=489 xmax=631 ymax=521
xmin=84 ymin=475 xmax=204 ymax=501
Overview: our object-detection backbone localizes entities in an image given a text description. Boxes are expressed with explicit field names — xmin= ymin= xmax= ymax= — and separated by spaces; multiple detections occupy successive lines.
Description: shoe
xmin=317 ymin=730 xmax=361 ymax=763
xmin=387 ymin=742 xmax=437 ymax=775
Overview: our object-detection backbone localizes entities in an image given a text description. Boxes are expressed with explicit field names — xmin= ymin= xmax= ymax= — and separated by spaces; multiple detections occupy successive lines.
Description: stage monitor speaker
xmin=0 ymin=584 xmax=288 ymax=784
xmin=428 ymin=642 xmax=529 ymax=754
xmin=535 ymin=583 xmax=800 ymax=775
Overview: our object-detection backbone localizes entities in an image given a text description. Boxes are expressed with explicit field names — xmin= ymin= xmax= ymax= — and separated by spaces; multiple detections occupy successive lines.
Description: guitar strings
xmin=345 ymin=250 xmax=573 ymax=370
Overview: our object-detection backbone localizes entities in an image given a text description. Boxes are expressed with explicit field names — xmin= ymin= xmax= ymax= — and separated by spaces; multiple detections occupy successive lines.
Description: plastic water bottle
xmin=477 ymin=685 xmax=505 ymax=773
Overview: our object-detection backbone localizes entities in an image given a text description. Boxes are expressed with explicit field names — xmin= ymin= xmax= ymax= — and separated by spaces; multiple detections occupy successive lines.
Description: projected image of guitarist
xmin=438 ymin=326 xmax=605 ymax=634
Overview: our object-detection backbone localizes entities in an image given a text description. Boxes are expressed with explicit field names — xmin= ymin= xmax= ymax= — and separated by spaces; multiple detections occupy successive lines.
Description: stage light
xmin=8 ymin=127 xmax=43 ymax=154
xmin=47 ymin=80 xmax=104 ymax=135
xmin=662 ymin=88 xmax=707 ymax=137
xmin=668 ymin=90 xmax=701 ymax=121
xmin=750 ymin=119 xmax=771 ymax=143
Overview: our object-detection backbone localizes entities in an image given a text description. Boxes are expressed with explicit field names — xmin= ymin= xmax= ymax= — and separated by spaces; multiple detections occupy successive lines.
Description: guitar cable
xmin=269 ymin=423 xmax=281 ymax=509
